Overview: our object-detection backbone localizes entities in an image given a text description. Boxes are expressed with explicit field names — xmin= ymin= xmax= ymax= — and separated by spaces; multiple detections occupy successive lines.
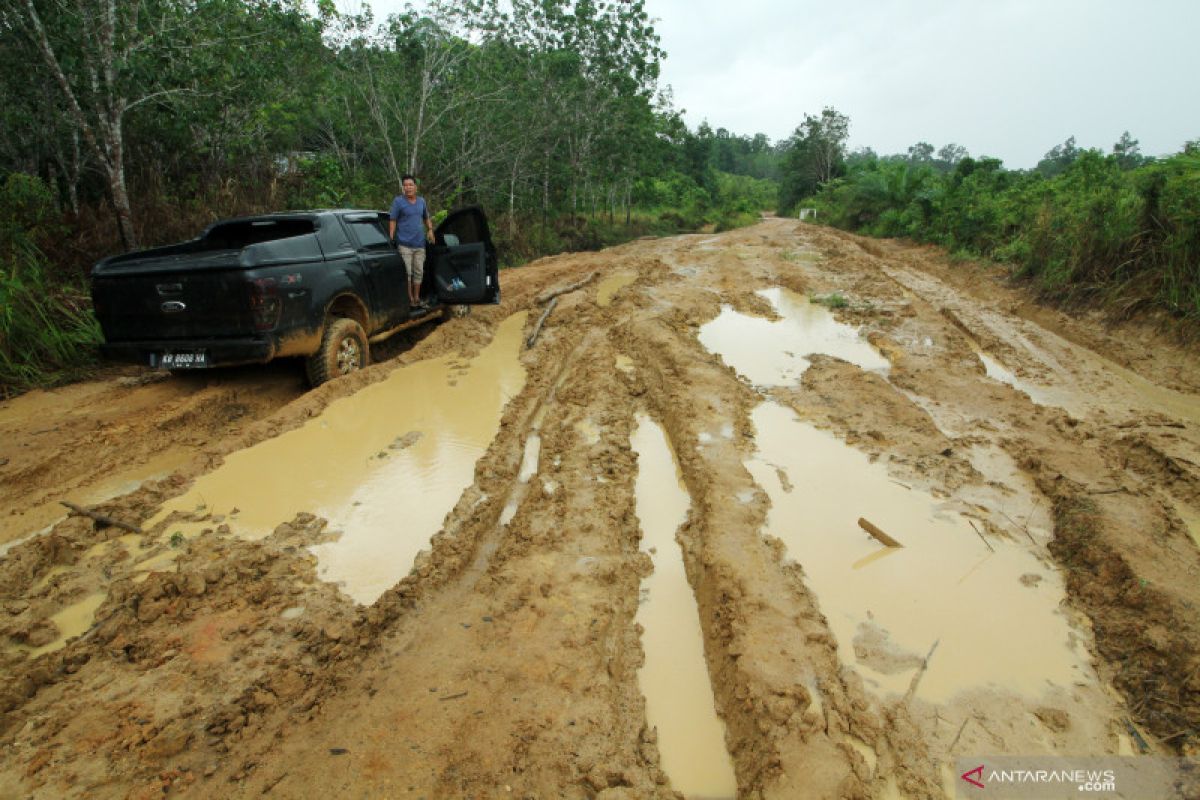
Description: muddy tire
xmin=305 ymin=317 xmax=369 ymax=387
xmin=441 ymin=304 xmax=471 ymax=321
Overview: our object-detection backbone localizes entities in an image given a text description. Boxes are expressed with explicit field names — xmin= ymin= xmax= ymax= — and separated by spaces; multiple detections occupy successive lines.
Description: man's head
xmin=401 ymin=175 xmax=417 ymax=199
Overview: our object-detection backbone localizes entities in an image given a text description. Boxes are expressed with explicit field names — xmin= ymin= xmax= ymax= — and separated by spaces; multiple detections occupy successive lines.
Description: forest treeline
xmin=779 ymin=109 xmax=1200 ymax=325
xmin=2 ymin=0 xmax=777 ymax=261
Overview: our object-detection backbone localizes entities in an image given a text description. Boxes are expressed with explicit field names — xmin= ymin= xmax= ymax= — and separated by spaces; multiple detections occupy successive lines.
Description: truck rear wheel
xmin=306 ymin=317 xmax=368 ymax=387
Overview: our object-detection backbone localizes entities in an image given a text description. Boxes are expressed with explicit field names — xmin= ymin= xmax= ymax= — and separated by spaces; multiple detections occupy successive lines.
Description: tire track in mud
xmin=220 ymin=267 xmax=675 ymax=798
xmin=831 ymin=231 xmax=1200 ymax=756
xmin=623 ymin=312 xmax=928 ymax=798
xmin=2 ymin=219 xmax=1198 ymax=798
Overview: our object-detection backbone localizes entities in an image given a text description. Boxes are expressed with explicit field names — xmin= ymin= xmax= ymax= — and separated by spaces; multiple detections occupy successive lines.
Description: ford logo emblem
xmin=161 ymin=301 xmax=186 ymax=313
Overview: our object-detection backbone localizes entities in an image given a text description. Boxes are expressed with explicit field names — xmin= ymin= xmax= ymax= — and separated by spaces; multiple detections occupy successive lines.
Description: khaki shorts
xmin=397 ymin=245 xmax=426 ymax=284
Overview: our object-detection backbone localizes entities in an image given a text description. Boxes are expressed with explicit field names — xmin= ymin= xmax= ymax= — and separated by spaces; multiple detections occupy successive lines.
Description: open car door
xmin=430 ymin=206 xmax=500 ymax=305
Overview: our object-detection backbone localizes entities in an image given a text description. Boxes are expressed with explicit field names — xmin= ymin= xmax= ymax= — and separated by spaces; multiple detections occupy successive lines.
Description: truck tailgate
xmin=92 ymin=270 xmax=256 ymax=341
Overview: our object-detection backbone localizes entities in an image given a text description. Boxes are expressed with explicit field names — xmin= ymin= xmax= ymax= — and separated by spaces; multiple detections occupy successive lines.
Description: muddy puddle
xmin=500 ymin=422 xmax=545 ymax=528
xmin=12 ymin=592 xmax=106 ymax=658
xmin=632 ymin=414 xmax=737 ymax=799
xmin=596 ymin=271 xmax=637 ymax=307
xmin=146 ymin=313 xmax=528 ymax=604
xmin=698 ymin=287 xmax=888 ymax=386
xmin=963 ymin=338 xmax=1069 ymax=411
xmin=958 ymin=306 xmax=1200 ymax=424
xmin=745 ymin=401 xmax=1094 ymax=703
xmin=1173 ymin=500 xmax=1200 ymax=549
xmin=1 ymin=447 xmax=192 ymax=547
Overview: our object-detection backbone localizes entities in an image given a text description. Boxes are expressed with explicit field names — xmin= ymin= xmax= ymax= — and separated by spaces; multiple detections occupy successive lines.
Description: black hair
xmin=401 ymin=174 xmax=417 ymax=184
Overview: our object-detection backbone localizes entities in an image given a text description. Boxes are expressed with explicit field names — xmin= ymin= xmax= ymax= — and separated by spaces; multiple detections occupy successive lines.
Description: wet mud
xmin=1 ymin=219 xmax=1198 ymax=798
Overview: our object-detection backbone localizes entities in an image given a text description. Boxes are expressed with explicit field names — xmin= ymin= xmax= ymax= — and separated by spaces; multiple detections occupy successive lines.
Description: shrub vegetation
xmin=800 ymin=141 xmax=1200 ymax=323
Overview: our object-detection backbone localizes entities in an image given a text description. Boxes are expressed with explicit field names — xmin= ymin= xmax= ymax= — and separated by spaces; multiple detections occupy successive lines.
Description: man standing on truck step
xmin=388 ymin=174 xmax=436 ymax=309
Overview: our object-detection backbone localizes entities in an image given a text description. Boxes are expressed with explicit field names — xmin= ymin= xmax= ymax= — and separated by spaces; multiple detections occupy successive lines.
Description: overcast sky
xmin=360 ymin=0 xmax=1200 ymax=168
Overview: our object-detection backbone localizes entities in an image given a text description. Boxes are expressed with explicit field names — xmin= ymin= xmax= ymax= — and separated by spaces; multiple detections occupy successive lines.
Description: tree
xmin=1111 ymin=131 xmax=1145 ymax=170
xmin=1036 ymin=135 xmax=1081 ymax=177
xmin=907 ymin=141 xmax=935 ymax=165
xmin=778 ymin=106 xmax=850 ymax=210
xmin=936 ymin=143 xmax=969 ymax=171
xmin=5 ymin=0 xmax=305 ymax=249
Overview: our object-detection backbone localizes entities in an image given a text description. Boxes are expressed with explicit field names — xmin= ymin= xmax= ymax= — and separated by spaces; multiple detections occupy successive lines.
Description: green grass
xmin=0 ymin=238 xmax=102 ymax=398
xmin=810 ymin=292 xmax=849 ymax=309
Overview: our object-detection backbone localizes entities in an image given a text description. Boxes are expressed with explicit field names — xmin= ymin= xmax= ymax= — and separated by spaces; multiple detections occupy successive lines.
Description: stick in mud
xmin=857 ymin=517 xmax=903 ymax=548
xmin=1123 ymin=718 xmax=1151 ymax=754
xmin=60 ymin=501 xmax=143 ymax=534
xmin=526 ymin=297 xmax=559 ymax=349
xmin=968 ymin=519 xmax=995 ymax=553
xmin=1000 ymin=511 xmax=1038 ymax=545
xmin=947 ymin=717 xmax=971 ymax=752
xmin=904 ymin=638 xmax=940 ymax=703
xmin=535 ymin=271 xmax=597 ymax=305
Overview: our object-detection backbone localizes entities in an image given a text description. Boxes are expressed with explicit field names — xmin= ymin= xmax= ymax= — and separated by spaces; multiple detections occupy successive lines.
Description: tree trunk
xmin=107 ymin=161 xmax=136 ymax=251
xmin=20 ymin=0 xmax=138 ymax=249
xmin=105 ymin=119 xmax=136 ymax=250
xmin=508 ymin=173 xmax=517 ymax=240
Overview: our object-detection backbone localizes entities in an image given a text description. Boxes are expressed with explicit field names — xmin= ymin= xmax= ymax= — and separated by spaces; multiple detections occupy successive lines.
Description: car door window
xmin=346 ymin=217 xmax=392 ymax=250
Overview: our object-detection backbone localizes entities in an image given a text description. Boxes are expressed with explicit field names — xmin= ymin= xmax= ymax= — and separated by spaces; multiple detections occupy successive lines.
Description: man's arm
xmin=424 ymin=205 xmax=434 ymax=242
xmin=389 ymin=219 xmax=397 ymax=243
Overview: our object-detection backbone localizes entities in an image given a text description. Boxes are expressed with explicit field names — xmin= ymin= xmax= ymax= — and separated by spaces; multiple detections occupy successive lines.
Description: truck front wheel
xmin=306 ymin=317 xmax=369 ymax=387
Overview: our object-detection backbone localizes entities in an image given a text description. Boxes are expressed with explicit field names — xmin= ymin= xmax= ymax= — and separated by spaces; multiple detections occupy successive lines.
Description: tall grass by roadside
xmin=803 ymin=147 xmax=1200 ymax=327
xmin=1 ymin=175 xmax=102 ymax=397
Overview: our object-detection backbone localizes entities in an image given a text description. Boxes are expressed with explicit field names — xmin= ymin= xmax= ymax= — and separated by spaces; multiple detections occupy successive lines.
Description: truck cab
xmin=91 ymin=207 xmax=502 ymax=386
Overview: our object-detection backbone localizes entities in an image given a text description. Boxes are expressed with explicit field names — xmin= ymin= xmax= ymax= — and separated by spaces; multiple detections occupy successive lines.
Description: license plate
xmin=157 ymin=350 xmax=208 ymax=369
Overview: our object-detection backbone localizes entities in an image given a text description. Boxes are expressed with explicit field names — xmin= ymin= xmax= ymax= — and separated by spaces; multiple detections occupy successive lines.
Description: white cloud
xmin=357 ymin=0 xmax=1200 ymax=167
xmin=651 ymin=0 xmax=1200 ymax=166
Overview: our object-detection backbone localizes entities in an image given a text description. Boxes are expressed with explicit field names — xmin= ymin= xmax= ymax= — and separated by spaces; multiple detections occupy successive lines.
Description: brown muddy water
xmin=147 ymin=313 xmax=528 ymax=604
xmin=745 ymin=401 xmax=1094 ymax=703
xmin=1 ymin=447 xmax=192 ymax=547
xmin=1174 ymin=500 xmax=1200 ymax=549
xmin=13 ymin=592 xmax=106 ymax=658
xmin=698 ymin=288 xmax=888 ymax=386
xmin=596 ymin=271 xmax=638 ymax=307
xmin=968 ymin=309 xmax=1200 ymax=424
xmin=964 ymin=337 xmax=1068 ymax=412
xmin=632 ymin=414 xmax=737 ymax=799
xmin=499 ymin=432 xmax=540 ymax=527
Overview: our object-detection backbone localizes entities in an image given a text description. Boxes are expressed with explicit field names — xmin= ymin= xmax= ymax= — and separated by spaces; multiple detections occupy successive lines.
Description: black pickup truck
xmin=91 ymin=206 xmax=500 ymax=386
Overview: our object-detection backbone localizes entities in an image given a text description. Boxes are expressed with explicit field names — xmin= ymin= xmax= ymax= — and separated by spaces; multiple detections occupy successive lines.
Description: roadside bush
xmin=809 ymin=146 xmax=1200 ymax=324
xmin=1 ymin=176 xmax=101 ymax=396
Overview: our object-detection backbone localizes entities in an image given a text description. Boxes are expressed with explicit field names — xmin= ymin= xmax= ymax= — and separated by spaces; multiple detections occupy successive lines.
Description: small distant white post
xmin=798 ymin=208 xmax=817 ymax=221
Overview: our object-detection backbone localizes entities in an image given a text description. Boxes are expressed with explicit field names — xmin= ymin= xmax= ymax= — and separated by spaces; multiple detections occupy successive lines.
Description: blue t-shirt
xmin=388 ymin=195 xmax=429 ymax=248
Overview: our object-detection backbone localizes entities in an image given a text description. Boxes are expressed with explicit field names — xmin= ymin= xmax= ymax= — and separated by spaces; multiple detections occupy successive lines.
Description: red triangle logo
xmin=961 ymin=765 xmax=985 ymax=788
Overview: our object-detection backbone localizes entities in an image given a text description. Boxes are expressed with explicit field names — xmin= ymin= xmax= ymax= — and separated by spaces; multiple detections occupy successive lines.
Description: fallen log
xmin=60 ymin=501 xmax=143 ymax=534
xmin=525 ymin=297 xmax=559 ymax=349
xmin=535 ymin=272 xmax=596 ymax=305
xmin=857 ymin=517 xmax=903 ymax=548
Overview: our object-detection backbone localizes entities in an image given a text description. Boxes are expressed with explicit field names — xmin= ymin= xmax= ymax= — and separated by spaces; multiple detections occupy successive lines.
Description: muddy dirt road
xmin=2 ymin=218 xmax=1198 ymax=798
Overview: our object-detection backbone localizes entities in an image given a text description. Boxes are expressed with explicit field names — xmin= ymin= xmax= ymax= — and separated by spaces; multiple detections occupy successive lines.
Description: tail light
xmin=248 ymin=277 xmax=281 ymax=331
